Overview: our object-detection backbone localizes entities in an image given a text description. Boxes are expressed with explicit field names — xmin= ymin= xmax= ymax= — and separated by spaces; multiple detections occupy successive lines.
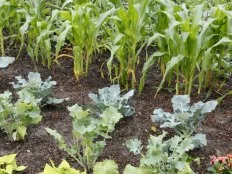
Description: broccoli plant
xmin=10 ymin=72 xmax=68 ymax=107
xmin=88 ymin=84 xmax=135 ymax=116
xmin=0 ymin=154 xmax=27 ymax=174
xmin=151 ymin=95 xmax=217 ymax=147
xmin=46 ymin=105 xmax=122 ymax=172
xmin=0 ymin=57 xmax=15 ymax=68
xmin=124 ymin=131 xmax=198 ymax=174
xmin=0 ymin=91 xmax=42 ymax=141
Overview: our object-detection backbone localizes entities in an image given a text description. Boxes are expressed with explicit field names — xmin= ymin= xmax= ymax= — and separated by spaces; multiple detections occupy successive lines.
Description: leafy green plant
xmin=151 ymin=95 xmax=217 ymax=147
xmin=93 ymin=160 xmax=119 ymax=174
xmin=218 ymin=90 xmax=232 ymax=103
xmin=0 ymin=154 xmax=26 ymax=174
xmin=10 ymin=72 xmax=68 ymax=107
xmin=140 ymin=0 xmax=232 ymax=95
xmin=88 ymin=84 xmax=135 ymax=116
xmin=208 ymin=154 xmax=232 ymax=173
xmin=42 ymin=160 xmax=86 ymax=174
xmin=124 ymin=131 xmax=197 ymax=174
xmin=0 ymin=0 xmax=21 ymax=57
xmin=106 ymin=0 xmax=151 ymax=88
xmin=18 ymin=0 xmax=60 ymax=68
xmin=56 ymin=1 xmax=116 ymax=79
xmin=46 ymin=105 xmax=122 ymax=172
xmin=0 ymin=57 xmax=15 ymax=68
xmin=176 ymin=0 xmax=232 ymax=9
xmin=41 ymin=159 xmax=119 ymax=174
xmin=0 ymin=91 xmax=42 ymax=141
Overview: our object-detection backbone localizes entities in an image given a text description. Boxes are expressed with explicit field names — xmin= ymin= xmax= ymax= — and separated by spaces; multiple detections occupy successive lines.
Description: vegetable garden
xmin=0 ymin=0 xmax=231 ymax=173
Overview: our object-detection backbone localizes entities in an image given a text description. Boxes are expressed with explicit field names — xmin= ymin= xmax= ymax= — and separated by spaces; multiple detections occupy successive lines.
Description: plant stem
xmin=188 ymin=74 xmax=193 ymax=95
xmin=85 ymin=51 xmax=90 ymax=76
xmin=176 ymin=67 xmax=180 ymax=95
xmin=0 ymin=28 xmax=5 ymax=56
xmin=67 ymin=150 xmax=86 ymax=171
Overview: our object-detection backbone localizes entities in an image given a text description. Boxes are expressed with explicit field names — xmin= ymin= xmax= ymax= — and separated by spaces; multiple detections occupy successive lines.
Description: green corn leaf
xmin=156 ymin=55 xmax=184 ymax=97
xmin=55 ymin=22 xmax=71 ymax=58
xmin=61 ymin=0 xmax=73 ymax=10
xmin=107 ymin=45 xmax=120 ymax=79
xmin=147 ymin=33 xmax=164 ymax=47
xmin=95 ymin=8 xmax=117 ymax=28
xmin=139 ymin=51 xmax=167 ymax=92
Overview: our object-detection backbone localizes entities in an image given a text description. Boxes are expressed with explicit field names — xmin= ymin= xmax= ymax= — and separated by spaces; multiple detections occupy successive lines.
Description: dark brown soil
xmin=0 ymin=53 xmax=231 ymax=174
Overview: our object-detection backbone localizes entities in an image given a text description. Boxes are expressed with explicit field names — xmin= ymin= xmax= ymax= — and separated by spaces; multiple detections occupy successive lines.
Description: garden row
xmin=1 ymin=0 xmax=231 ymax=97
xmin=0 ymin=71 xmax=231 ymax=173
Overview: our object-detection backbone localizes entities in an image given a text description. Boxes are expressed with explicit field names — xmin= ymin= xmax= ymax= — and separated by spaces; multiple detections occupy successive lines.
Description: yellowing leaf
xmin=59 ymin=160 xmax=70 ymax=168
xmin=151 ymin=126 xmax=157 ymax=133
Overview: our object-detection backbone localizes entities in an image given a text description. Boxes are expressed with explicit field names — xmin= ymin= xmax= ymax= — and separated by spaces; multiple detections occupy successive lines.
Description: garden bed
xmin=0 ymin=54 xmax=231 ymax=174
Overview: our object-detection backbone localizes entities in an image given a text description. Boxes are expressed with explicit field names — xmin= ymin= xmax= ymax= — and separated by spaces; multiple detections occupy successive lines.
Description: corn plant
xmin=46 ymin=105 xmax=122 ymax=172
xmin=56 ymin=1 xmax=116 ymax=79
xmin=18 ymin=0 xmax=60 ymax=68
xmin=198 ymin=5 xmax=232 ymax=94
xmin=218 ymin=90 xmax=232 ymax=103
xmin=105 ymin=0 xmax=151 ymax=89
xmin=176 ymin=0 xmax=232 ymax=9
xmin=140 ymin=0 xmax=232 ymax=96
xmin=0 ymin=0 xmax=21 ymax=57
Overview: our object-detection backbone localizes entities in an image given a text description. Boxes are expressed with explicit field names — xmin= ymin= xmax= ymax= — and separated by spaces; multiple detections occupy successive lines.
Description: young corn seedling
xmin=56 ymin=1 xmax=116 ymax=79
xmin=18 ymin=0 xmax=60 ymax=68
xmin=106 ymin=0 xmax=151 ymax=89
xmin=176 ymin=0 xmax=232 ymax=9
xmin=198 ymin=5 xmax=232 ymax=94
xmin=140 ymin=0 xmax=232 ymax=96
xmin=0 ymin=0 xmax=21 ymax=57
